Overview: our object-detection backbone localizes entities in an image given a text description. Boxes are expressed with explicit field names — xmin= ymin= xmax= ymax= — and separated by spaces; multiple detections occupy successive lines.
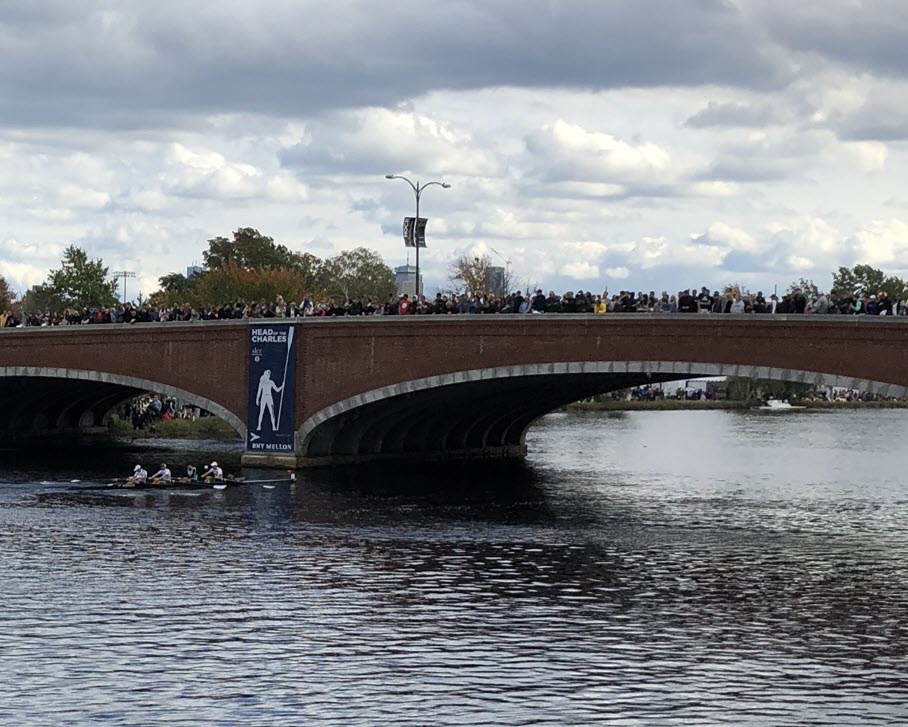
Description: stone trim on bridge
xmin=297 ymin=360 xmax=908 ymax=449
xmin=0 ymin=366 xmax=247 ymax=438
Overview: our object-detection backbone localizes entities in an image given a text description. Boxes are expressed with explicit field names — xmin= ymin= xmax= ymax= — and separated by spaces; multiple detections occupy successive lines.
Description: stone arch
xmin=296 ymin=361 xmax=906 ymax=465
xmin=0 ymin=366 xmax=246 ymax=438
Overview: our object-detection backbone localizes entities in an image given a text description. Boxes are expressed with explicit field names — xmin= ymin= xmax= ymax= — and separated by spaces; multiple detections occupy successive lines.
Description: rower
xmin=201 ymin=460 xmax=223 ymax=482
xmin=185 ymin=464 xmax=198 ymax=482
xmin=150 ymin=463 xmax=172 ymax=483
xmin=126 ymin=464 xmax=147 ymax=487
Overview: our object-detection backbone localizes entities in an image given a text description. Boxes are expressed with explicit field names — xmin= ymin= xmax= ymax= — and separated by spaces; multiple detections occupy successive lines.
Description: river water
xmin=1 ymin=409 xmax=907 ymax=726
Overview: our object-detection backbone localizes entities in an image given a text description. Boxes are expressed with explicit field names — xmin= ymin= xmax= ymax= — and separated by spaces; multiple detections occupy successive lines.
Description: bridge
xmin=1 ymin=316 xmax=907 ymax=467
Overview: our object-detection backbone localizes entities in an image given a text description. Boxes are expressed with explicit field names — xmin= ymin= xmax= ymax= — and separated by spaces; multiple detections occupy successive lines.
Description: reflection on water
xmin=1 ymin=410 xmax=907 ymax=725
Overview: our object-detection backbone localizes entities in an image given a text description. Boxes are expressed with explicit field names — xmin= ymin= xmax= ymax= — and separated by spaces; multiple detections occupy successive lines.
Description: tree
xmin=322 ymin=248 xmax=395 ymax=302
xmin=831 ymin=264 xmax=908 ymax=299
xmin=0 ymin=274 xmax=14 ymax=310
xmin=40 ymin=245 xmax=119 ymax=310
xmin=202 ymin=228 xmax=294 ymax=270
xmin=148 ymin=271 xmax=202 ymax=308
xmin=288 ymin=252 xmax=328 ymax=294
xmin=19 ymin=283 xmax=65 ymax=313
xmin=725 ymin=377 xmax=812 ymax=403
xmin=450 ymin=253 xmax=494 ymax=295
xmin=192 ymin=264 xmax=317 ymax=305
xmin=788 ymin=278 xmax=820 ymax=297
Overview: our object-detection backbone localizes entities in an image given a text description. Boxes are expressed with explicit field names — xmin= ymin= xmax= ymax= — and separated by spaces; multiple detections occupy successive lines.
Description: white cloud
xmin=526 ymin=120 xmax=673 ymax=185
xmin=846 ymin=141 xmax=888 ymax=172
xmin=850 ymin=218 xmax=908 ymax=267
xmin=0 ymin=258 xmax=46 ymax=293
xmin=281 ymin=107 xmax=501 ymax=177
xmin=58 ymin=185 xmax=111 ymax=209
xmin=696 ymin=222 xmax=758 ymax=251
xmin=628 ymin=235 xmax=729 ymax=270
xmin=786 ymin=255 xmax=815 ymax=271
xmin=560 ymin=261 xmax=599 ymax=279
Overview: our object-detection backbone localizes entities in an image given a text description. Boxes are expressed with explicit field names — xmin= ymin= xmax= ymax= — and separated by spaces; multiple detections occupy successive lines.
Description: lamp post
xmin=112 ymin=270 xmax=136 ymax=303
xmin=385 ymin=174 xmax=450 ymax=298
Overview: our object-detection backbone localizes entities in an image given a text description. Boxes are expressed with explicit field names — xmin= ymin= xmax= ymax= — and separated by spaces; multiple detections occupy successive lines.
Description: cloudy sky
xmin=3 ymin=0 xmax=908 ymax=299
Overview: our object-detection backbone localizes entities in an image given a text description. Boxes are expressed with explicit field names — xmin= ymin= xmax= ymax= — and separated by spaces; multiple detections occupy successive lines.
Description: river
xmin=1 ymin=409 xmax=906 ymax=726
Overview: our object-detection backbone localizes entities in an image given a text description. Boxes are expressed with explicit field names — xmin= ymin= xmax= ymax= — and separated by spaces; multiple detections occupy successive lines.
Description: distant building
xmin=489 ymin=266 xmax=506 ymax=296
xmin=395 ymin=264 xmax=422 ymax=297
xmin=186 ymin=265 xmax=204 ymax=278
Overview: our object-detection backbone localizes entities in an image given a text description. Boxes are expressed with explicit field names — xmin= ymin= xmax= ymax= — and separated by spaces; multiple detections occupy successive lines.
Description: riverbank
xmin=107 ymin=416 xmax=239 ymax=440
xmin=566 ymin=399 xmax=908 ymax=412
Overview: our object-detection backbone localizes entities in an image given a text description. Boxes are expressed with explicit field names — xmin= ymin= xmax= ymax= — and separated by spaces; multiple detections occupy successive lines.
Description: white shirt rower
xmin=151 ymin=463 xmax=172 ymax=482
xmin=202 ymin=461 xmax=223 ymax=481
xmin=129 ymin=465 xmax=148 ymax=484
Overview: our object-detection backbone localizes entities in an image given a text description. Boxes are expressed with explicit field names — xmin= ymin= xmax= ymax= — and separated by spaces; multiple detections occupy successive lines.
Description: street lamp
xmin=385 ymin=174 xmax=451 ymax=297
xmin=112 ymin=270 xmax=136 ymax=303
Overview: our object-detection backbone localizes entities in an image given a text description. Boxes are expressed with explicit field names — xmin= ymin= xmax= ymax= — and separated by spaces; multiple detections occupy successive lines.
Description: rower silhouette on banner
xmin=247 ymin=324 xmax=297 ymax=453
xmin=255 ymin=370 xmax=284 ymax=431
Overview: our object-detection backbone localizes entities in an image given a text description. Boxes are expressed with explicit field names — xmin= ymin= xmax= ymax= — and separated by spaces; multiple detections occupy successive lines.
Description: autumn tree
xmin=450 ymin=253 xmax=494 ymax=294
xmin=0 ymin=274 xmax=14 ymax=310
xmin=192 ymin=264 xmax=317 ymax=305
xmin=288 ymin=252 xmax=328 ymax=294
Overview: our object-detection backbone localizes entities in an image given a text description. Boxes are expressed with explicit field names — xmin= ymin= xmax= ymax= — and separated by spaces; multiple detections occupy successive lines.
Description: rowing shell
xmin=103 ymin=477 xmax=291 ymax=491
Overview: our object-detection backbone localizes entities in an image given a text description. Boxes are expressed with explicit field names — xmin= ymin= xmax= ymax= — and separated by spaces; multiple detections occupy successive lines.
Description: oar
xmin=211 ymin=477 xmax=291 ymax=490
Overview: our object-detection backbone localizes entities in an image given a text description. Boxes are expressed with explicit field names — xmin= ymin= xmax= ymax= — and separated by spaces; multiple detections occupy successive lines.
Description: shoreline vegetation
xmin=565 ymin=399 xmax=908 ymax=412
xmin=107 ymin=415 xmax=239 ymax=440
xmin=106 ymin=399 xmax=908 ymax=444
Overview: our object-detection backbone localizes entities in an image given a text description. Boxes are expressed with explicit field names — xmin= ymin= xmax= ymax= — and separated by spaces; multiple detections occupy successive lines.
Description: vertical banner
xmin=402 ymin=217 xmax=428 ymax=247
xmin=247 ymin=323 xmax=297 ymax=453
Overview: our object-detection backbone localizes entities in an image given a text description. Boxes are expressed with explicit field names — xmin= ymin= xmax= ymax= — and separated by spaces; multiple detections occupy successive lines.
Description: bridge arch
xmin=296 ymin=361 xmax=907 ymax=465
xmin=0 ymin=366 xmax=246 ymax=438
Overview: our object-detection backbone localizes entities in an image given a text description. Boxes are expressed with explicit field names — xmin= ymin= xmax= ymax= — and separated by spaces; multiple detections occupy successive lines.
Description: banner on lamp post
xmin=403 ymin=217 xmax=428 ymax=248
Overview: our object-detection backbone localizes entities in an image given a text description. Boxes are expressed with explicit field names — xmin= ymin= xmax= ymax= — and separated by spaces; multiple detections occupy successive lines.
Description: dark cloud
xmin=762 ymin=2 xmax=908 ymax=79
xmin=697 ymin=130 xmax=827 ymax=182
xmin=699 ymin=157 xmax=796 ymax=182
xmin=823 ymin=94 xmax=908 ymax=141
xmin=0 ymin=0 xmax=790 ymax=129
xmin=685 ymin=101 xmax=783 ymax=128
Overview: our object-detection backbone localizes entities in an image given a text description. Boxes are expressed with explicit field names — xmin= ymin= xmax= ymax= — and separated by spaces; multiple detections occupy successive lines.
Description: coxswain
xmin=185 ymin=464 xmax=198 ymax=482
xmin=150 ymin=463 xmax=172 ymax=483
xmin=126 ymin=464 xmax=147 ymax=487
xmin=202 ymin=461 xmax=223 ymax=482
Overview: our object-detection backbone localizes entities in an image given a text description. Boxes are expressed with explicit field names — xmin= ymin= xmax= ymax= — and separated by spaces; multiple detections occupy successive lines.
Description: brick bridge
xmin=1 ymin=316 xmax=907 ymax=467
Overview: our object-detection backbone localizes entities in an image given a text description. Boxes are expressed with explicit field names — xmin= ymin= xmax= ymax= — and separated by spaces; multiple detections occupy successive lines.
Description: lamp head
xmin=385 ymin=174 xmax=395 ymax=179
xmin=442 ymin=182 xmax=451 ymax=189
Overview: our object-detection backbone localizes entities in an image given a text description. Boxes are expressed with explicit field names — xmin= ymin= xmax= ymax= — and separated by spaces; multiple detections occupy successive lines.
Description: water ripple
xmin=1 ymin=410 xmax=907 ymax=724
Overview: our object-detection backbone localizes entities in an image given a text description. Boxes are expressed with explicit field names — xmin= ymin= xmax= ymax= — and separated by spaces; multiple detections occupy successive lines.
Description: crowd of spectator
xmin=2 ymin=286 xmax=906 ymax=327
